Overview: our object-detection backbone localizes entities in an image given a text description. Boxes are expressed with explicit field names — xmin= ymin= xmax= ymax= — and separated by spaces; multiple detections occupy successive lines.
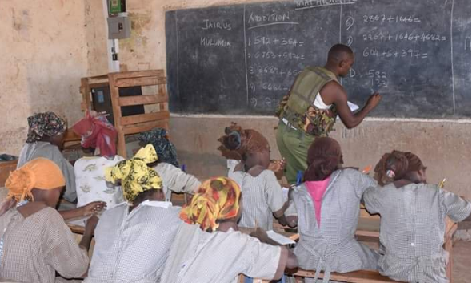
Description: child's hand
xmin=269 ymin=159 xmax=286 ymax=173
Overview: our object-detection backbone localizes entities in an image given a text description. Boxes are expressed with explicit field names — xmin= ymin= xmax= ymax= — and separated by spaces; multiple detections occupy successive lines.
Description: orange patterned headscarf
xmin=5 ymin=158 xmax=65 ymax=202
xmin=180 ymin=177 xmax=241 ymax=232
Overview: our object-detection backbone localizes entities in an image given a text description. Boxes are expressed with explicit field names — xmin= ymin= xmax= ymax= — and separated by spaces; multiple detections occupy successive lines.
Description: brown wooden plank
xmin=89 ymin=74 xmax=109 ymax=80
xmin=293 ymin=269 xmax=400 ymax=283
xmin=122 ymin=120 xmax=169 ymax=136
xmin=80 ymin=78 xmax=91 ymax=112
xmin=109 ymin=70 xmax=164 ymax=80
xmin=67 ymin=223 xmax=85 ymax=235
xmin=88 ymin=82 xmax=110 ymax=88
xmin=120 ymin=111 xmax=170 ymax=126
xmin=118 ymin=94 xmax=167 ymax=107
xmin=114 ymin=76 xmax=166 ymax=88
xmin=108 ymin=74 xmax=126 ymax=157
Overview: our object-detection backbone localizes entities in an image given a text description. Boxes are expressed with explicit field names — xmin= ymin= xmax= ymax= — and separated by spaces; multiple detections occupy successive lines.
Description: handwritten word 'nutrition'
xmin=363 ymin=14 xmax=421 ymax=24
xmin=248 ymin=11 xmax=291 ymax=24
xmin=201 ymin=19 xmax=231 ymax=31
xmin=362 ymin=47 xmax=428 ymax=59
xmin=200 ymin=37 xmax=231 ymax=47
xmin=362 ymin=32 xmax=447 ymax=43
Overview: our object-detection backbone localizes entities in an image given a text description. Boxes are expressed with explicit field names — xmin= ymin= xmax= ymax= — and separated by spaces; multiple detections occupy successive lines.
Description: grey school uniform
xmin=161 ymin=223 xmax=282 ymax=283
xmin=85 ymin=201 xmax=182 ymax=282
xmin=18 ymin=142 xmax=76 ymax=202
xmin=229 ymin=169 xmax=284 ymax=230
xmin=287 ymin=169 xmax=379 ymax=282
xmin=363 ymin=183 xmax=471 ymax=283
xmin=154 ymin=163 xmax=201 ymax=202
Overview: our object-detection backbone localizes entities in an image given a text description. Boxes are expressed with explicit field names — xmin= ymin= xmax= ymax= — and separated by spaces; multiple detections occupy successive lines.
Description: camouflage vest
xmin=276 ymin=67 xmax=338 ymax=137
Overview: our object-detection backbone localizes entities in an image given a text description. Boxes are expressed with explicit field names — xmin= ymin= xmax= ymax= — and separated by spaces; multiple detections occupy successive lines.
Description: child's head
xmin=180 ymin=177 xmax=241 ymax=232
xmin=374 ymin=150 xmax=427 ymax=186
xmin=244 ymin=149 xmax=270 ymax=172
xmin=304 ymin=137 xmax=343 ymax=181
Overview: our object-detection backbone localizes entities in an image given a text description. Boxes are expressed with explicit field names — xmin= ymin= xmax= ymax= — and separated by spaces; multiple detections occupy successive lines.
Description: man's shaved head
xmin=328 ymin=44 xmax=354 ymax=63
xmin=326 ymin=44 xmax=354 ymax=77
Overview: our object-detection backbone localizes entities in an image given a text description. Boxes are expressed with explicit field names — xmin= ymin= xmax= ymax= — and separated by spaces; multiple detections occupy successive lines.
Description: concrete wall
xmin=170 ymin=115 xmax=471 ymax=199
xmin=0 ymin=0 xmax=108 ymax=154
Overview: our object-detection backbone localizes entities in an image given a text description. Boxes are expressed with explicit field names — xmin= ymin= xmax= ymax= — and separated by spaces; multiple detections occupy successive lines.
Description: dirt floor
xmin=453 ymin=241 xmax=471 ymax=283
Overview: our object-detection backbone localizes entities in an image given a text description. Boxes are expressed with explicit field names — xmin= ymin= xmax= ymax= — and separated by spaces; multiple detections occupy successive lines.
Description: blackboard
xmin=166 ymin=0 xmax=471 ymax=118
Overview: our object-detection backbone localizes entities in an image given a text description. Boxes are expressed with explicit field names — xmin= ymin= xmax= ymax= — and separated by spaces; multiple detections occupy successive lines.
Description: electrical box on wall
xmin=109 ymin=0 xmax=126 ymax=14
xmin=107 ymin=16 xmax=130 ymax=39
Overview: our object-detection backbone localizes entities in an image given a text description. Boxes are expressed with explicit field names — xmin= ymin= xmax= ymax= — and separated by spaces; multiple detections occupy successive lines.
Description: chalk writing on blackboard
xmin=362 ymin=14 xmax=421 ymax=24
xmin=295 ymin=0 xmax=358 ymax=10
xmin=202 ymin=19 xmax=232 ymax=30
xmin=200 ymin=37 xmax=231 ymax=47
xmin=362 ymin=47 xmax=428 ymax=59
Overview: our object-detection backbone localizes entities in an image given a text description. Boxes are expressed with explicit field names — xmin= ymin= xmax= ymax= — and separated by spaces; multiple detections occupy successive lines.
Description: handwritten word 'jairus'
xmin=249 ymin=64 xmax=302 ymax=77
xmin=295 ymin=0 xmax=357 ymax=9
xmin=361 ymin=32 xmax=447 ymax=43
xmin=248 ymin=11 xmax=290 ymax=24
xmin=202 ymin=19 xmax=231 ymax=31
xmin=363 ymin=14 xmax=421 ymax=24
xmin=200 ymin=37 xmax=231 ymax=47
xmin=362 ymin=47 xmax=428 ymax=59
xmin=248 ymin=51 xmax=305 ymax=60
xmin=250 ymin=36 xmax=304 ymax=47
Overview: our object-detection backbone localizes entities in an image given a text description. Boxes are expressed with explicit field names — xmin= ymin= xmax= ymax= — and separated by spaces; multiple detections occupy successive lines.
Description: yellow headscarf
xmin=6 ymin=158 xmax=66 ymax=202
xmin=180 ymin=177 xmax=241 ymax=232
xmin=106 ymin=144 xmax=162 ymax=202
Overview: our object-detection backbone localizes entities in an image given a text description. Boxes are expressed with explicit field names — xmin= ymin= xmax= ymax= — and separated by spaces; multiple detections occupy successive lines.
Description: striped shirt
xmin=154 ymin=163 xmax=201 ymax=201
xmin=85 ymin=201 xmax=182 ymax=282
xmin=229 ymin=169 xmax=284 ymax=230
xmin=364 ymin=183 xmax=471 ymax=282
xmin=0 ymin=208 xmax=89 ymax=282
xmin=161 ymin=223 xmax=282 ymax=283
xmin=286 ymin=169 xmax=379 ymax=278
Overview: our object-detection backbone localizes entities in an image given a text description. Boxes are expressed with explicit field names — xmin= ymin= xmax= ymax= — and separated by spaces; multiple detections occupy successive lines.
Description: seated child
xmin=285 ymin=137 xmax=379 ymax=282
xmin=160 ymin=177 xmax=297 ymax=283
xmin=18 ymin=111 xmax=106 ymax=220
xmin=85 ymin=146 xmax=182 ymax=282
xmin=0 ymin=158 xmax=95 ymax=282
xmin=364 ymin=151 xmax=471 ymax=282
xmin=229 ymin=145 xmax=288 ymax=230
xmin=139 ymin=128 xmax=200 ymax=202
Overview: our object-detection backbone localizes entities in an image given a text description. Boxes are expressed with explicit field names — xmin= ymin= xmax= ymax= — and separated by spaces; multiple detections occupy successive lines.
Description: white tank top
xmin=313 ymin=93 xmax=331 ymax=110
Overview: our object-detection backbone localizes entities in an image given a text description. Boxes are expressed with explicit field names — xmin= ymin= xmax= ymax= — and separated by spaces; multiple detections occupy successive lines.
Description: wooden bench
xmin=248 ymin=211 xmax=458 ymax=283
xmin=287 ymin=269 xmax=401 ymax=283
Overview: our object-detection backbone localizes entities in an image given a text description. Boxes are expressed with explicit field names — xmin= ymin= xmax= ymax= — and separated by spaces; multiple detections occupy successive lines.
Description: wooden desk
xmin=0 ymin=160 xmax=18 ymax=187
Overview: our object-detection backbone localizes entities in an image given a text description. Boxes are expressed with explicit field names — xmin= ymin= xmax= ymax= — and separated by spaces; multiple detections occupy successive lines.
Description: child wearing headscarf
xmin=85 ymin=145 xmax=183 ymax=283
xmin=17 ymin=111 xmax=106 ymax=220
xmin=364 ymin=151 xmax=471 ymax=283
xmin=161 ymin=177 xmax=297 ymax=283
xmin=0 ymin=158 xmax=95 ymax=282
xmin=139 ymin=128 xmax=201 ymax=202
xmin=284 ymin=137 xmax=379 ymax=282
xmin=217 ymin=123 xmax=287 ymax=230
